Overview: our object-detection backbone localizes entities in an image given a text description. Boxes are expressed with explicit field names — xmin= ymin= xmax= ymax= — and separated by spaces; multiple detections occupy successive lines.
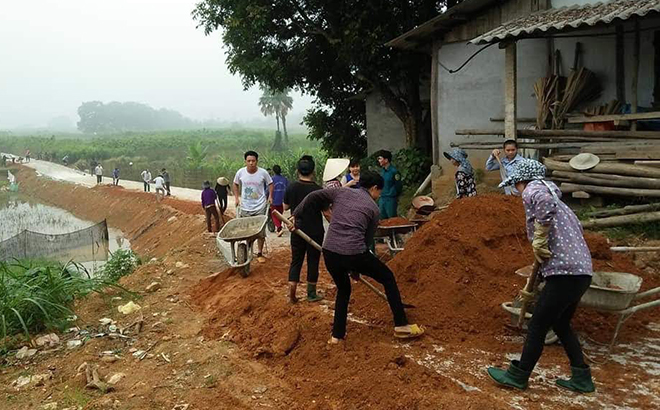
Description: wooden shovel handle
xmin=518 ymin=260 xmax=541 ymax=328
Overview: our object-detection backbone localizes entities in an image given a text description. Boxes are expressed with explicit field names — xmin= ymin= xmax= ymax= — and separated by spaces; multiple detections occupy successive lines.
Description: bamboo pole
xmin=610 ymin=247 xmax=660 ymax=253
xmin=455 ymin=129 xmax=660 ymax=139
xmin=552 ymin=171 xmax=660 ymax=190
xmin=632 ymin=20 xmax=640 ymax=131
xmin=586 ymin=203 xmax=660 ymax=218
xmin=544 ymin=158 xmax=660 ymax=179
xmin=582 ymin=211 xmax=660 ymax=229
xmin=561 ymin=183 xmax=660 ymax=198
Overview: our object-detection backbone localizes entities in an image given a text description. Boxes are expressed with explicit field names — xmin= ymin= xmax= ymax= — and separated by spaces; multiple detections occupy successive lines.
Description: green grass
xmin=599 ymin=221 xmax=660 ymax=242
xmin=0 ymin=259 xmax=130 ymax=347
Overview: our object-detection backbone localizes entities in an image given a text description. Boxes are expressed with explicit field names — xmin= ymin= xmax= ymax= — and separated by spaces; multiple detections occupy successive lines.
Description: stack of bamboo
xmin=580 ymin=203 xmax=660 ymax=229
xmin=544 ymin=157 xmax=660 ymax=200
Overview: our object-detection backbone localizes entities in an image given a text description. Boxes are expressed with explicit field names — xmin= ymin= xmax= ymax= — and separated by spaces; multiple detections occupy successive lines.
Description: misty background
xmin=0 ymin=0 xmax=314 ymax=132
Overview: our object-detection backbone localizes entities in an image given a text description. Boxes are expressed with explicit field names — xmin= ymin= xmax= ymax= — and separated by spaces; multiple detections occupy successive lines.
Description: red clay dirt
xmin=4 ymin=167 xmax=660 ymax=409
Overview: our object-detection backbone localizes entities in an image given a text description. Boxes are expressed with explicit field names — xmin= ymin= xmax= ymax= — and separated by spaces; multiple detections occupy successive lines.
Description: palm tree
xmin=258 ymin=86 xmax=294 ymax=148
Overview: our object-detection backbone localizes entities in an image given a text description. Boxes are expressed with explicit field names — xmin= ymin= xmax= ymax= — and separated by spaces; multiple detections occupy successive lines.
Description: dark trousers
xmin=165 ymin=182 xmax=171 ymax=195
xmin=288 ymin=233 xmax=322 ymax=283
xmin=519 ymin=275 xmax=592 ymax=371
xmin=323 ymin=249 xmax=408 ymax=339
xmin=217 ymin=195 xmax=227 ymax=214
xmin=143 ymin=181 xmax=150 ymax=192
xmin=205 ymin=205 xmax=220 ymax=233
xmin=96 ymin=175 xmax=102 ymax=184
xmin=113 ymin=177 xmax=119 ymax=186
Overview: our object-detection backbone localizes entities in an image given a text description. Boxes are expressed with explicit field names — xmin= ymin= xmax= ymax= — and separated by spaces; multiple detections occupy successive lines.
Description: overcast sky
xmin=0 ymin=0 xmax=313 ymax=129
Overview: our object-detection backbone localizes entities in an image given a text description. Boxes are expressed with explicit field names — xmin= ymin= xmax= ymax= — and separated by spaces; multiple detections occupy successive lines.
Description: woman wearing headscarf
xmin=443 ymin=148 xmax=477 ymax=198
xmin=487 ymin=159 xmax=594 ymax=393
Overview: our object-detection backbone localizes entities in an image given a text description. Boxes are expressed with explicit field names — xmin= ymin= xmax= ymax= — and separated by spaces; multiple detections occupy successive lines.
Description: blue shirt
xmin=271 ymin=175 xmax=288 ymax=206
xmin=380 ymin=165 xmax=401 ymax=198
xmin=486 ymin=154 xmax=524 ymax=195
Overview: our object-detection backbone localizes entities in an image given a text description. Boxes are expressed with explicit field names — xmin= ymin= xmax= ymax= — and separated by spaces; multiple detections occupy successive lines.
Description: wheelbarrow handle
xmin=518 ymin=260 xmax=540 ymax=328
xmin=272 ymin=210 xmax=415 ymax=308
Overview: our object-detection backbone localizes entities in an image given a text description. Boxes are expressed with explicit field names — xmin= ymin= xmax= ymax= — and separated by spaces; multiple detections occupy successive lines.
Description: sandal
xmin=394 ymin=324 xmax=425 ymax=339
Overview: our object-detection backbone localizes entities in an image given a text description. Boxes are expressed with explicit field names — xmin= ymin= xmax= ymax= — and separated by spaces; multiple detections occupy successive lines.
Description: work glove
xmin=517 ymin=288 xmax=535 ymax=304
xmin=532 ymin=221 xmax=552 ymax=263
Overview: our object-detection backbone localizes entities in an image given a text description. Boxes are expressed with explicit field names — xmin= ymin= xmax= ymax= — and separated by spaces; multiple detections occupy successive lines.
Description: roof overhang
xmin=386 ymin=0 xmax=501 ymax=51
xmin=470 ymin=0 xmax=660 ymax=45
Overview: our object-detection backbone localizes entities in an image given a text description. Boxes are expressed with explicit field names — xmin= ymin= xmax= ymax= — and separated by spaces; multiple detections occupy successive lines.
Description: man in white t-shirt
xmin=94 ymin=164 xmax=104 ymax=184
xmin=233 ymin=150 xmax=273 ymax=263
xmin=153 ymin=173 xmax=166 ymax=201
xmin=141 ymin=169 xmax=152 ymax=192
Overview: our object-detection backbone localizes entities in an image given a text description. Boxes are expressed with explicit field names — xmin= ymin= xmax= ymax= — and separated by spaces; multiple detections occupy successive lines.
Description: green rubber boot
xmin=306 ymin=283 xmax=323 ymax=302
xmin=487 ymin=360 xmax=531 ymax=390
xmin=556 ymin=366 xmax=596 ymax=393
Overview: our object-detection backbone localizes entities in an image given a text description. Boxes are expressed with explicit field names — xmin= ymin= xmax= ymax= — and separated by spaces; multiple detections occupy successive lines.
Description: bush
xmin=101 ymin=249 xmax=139 ymax=282
xmin=362 ymin=147 xmax=432 ymax=189
xmin=0 ymin=260 xmax=108 ymax=343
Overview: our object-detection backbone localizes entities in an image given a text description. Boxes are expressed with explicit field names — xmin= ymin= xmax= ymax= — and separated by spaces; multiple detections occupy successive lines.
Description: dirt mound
xmin=379 ymin=216 xmax=411 ymax=226
xmin=351 ymin=194 xmax=658 ymax=346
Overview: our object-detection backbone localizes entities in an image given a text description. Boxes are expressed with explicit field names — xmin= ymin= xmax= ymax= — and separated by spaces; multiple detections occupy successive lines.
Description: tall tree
xmin=258 ymin=86 xmax=294 ymax=148
xmin=193 ymin=0 xmax=453 ymax=157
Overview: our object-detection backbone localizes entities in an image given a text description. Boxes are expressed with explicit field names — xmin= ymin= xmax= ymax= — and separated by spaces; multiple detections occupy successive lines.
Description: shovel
xmin=495 ymin=156 xmax=512 ymax=195
xmin=272 ymin=210 xmax=415 ymax=309
xmin=517 ymin=260 xmax=540 ymax=328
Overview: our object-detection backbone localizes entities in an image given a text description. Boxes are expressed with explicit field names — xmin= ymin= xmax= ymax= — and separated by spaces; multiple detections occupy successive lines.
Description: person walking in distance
xmin=487 ymin=159 xmax=594 ymax=393
xmin=94 ymin=163 xmax=104 ymax=184
xmin=283 ymin=156 xmax=325 ymax=303
xmin=201 ymin=181 xmax=221 ymax=233
xmin=233 ymin=151 xmax=273 ymax=263
xmin=141 ymin=169 xmax=152 ymax=192
xmin=112 ymin=167 xmax=120 ymax=186
xmin=161 ymin=168 xmax=171 ymax=196
xmin=292 ymin=171 xmax=424 ymax=343
xmin=271 ymin=165 xmax=288 ymax=237
xmin=215 ymin=177 xmax=230 ymax=216
xmin=376 ymin=150 xmax=403 ymax=219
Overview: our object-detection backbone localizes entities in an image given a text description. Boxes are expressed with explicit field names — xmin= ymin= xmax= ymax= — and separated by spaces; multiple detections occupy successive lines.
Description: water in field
xmin=0 ymin=194 xmax=130 ymax=274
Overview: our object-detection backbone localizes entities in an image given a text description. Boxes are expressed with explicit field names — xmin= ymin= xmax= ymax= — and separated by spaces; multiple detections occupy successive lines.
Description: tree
xmin=258 ymin=85 xmax=294 ymax=149
xmin=76 ymin=101 xmax=195 ymax=133
xmin=186 ymin=141 xmax=208 ymax=169
xmin=193 ymin=1 xmax=458 ymax=157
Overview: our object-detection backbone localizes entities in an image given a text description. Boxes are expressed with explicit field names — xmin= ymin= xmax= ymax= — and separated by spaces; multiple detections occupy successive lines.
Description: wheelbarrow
xmin=375 ymin=222 xmax=418 ymax=255
xmin=216 ymin=213 xmax=268 ymax=277
xmin=579 ymin=271 xmax=660 ymax=351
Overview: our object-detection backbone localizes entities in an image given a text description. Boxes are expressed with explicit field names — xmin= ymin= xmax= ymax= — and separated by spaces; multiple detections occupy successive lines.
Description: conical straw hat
xmin=323 ymin=158 xmax=350 ymax=182
xmin=569 ymin=153 xmax=600 ymax=171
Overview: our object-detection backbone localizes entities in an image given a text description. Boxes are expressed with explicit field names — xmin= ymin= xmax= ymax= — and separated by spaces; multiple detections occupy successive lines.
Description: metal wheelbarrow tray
xmin=375 ymin=223 xmax=418 ymax=255
xmin=216 ymin=215 xmax=268 ymax=277
xmin=579 ymin=271 xmax=660 ymax=351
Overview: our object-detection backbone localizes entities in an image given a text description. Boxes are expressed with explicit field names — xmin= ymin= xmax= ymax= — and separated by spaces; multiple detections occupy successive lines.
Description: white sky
xmin=0 ymin=0 xmax=313 ymax=129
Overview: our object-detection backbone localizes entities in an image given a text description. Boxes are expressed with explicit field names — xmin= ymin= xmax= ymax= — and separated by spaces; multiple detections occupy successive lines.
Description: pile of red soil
xmin=352 ymin=194 xmax=658 ymax=346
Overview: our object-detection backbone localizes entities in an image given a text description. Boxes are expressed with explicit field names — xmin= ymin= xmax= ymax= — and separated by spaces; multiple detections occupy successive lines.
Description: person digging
xmin=291 ymin=170 xmax=424 ymax=343
xmin=487 ymin=159 xmax=595 ymax=393
xmin=283 ymin=155 xmax=325 ymax=303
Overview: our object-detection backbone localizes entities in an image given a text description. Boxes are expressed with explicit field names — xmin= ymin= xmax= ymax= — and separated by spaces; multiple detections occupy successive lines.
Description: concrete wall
xmin=365 ymin=91 xmax=407 ymax=155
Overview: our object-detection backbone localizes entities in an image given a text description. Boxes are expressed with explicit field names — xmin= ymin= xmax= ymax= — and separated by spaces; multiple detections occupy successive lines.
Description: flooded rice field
xmin=0 ymin=194 xmax=130 ymax=273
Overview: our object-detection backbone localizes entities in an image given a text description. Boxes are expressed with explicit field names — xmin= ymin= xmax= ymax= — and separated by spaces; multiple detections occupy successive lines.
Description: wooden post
xmin=632 ymin=20 xmax=640 ymax=131
xmin=504 ymin=41 xmax=518 ymax=141
xmin=431 ymin=40 xmax=441 ymax=165
xmin=616 ymin=25 xmax=626 ymax=103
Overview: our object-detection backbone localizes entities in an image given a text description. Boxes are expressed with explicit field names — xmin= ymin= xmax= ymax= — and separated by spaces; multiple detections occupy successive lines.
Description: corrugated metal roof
xmin=471 ymin=0 xmax=660 ymax=45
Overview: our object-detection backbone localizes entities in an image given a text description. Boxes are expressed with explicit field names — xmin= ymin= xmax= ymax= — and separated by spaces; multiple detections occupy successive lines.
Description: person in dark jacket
xmin=201 ymin=181 xmax=220 ymax=233
xmin=215 ymin=177 xmax=230 ymax=215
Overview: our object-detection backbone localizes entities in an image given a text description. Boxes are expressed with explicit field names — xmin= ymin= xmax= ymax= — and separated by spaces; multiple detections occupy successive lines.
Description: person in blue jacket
xmin=376 ymin=150 xmax=402 ymax=219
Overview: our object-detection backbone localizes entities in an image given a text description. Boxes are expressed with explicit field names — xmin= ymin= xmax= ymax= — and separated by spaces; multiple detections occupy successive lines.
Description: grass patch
xmin=0 ymin=259 xmax=131 ymax=348
xmin=599 ymin=221 xmax=660 ymax=242
xmin=100 ymin=249 xmax=140 ymax=282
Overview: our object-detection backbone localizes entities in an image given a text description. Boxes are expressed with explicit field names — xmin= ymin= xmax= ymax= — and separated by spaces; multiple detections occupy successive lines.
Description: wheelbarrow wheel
xmin=267 ymin=215 xmax=276 ymax=233
xmin=236 ymin=243 xmax=250 ymax=278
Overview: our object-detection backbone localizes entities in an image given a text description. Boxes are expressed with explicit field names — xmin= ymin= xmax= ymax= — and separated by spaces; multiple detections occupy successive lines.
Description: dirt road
xmin=2 ymin=165 xmax=660 ymax=409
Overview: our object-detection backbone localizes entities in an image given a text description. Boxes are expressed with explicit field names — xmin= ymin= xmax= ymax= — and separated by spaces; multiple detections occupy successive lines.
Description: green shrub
xmin=0 ymin=260 xmax=111 ymax=343
xmin=101 ymin=249 xmax=139 ymax=282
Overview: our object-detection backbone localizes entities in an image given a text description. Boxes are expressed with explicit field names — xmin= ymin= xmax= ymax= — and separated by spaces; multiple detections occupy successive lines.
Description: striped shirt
xmin=293 ymin=187 xmax=379 ymax=255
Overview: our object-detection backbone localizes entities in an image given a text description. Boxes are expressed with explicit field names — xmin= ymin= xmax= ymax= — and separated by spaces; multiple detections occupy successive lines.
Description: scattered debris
xmin=35 ymin=333 xmax=60 ymax=347
xmin=41 ymin=402 xmax=58 ymax=410
xmin=254 ymin=386 xmax=268 ymax=394
xmin=12 ymin=373 xmax=52 ymax=389
xmin=149 ymin=258 xmax=159 ymax=264
xmin=106 ymin=373 xmax=125 ymax=385
xmin=175 ymin=262 xmax=189 ymax=269
xmin=16 ymin=346 xmax=38 ymax=359
xmin=172 ymin=405 xmax=189 ymax=410
xmin=118 ymin=301 xmax=142 ymax=315
xmin=84 ymin=364 xmax=114 ymax=393
xmin=67 ymin=340 xmax=83 ymax=350
xmin=99 ymin=318 xmax=115 ymax=326
xmin=146 ymin=282 xmax=162 ymax=292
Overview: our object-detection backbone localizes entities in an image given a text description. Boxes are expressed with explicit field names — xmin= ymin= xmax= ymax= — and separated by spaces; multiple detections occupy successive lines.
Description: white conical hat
xmin=322 ymin=158 xmax=350 ymax=182
xmin=569 ymin=153 xmax=600 ymax=171
xmin=216 ymin=177 xmax=229 ymax=186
